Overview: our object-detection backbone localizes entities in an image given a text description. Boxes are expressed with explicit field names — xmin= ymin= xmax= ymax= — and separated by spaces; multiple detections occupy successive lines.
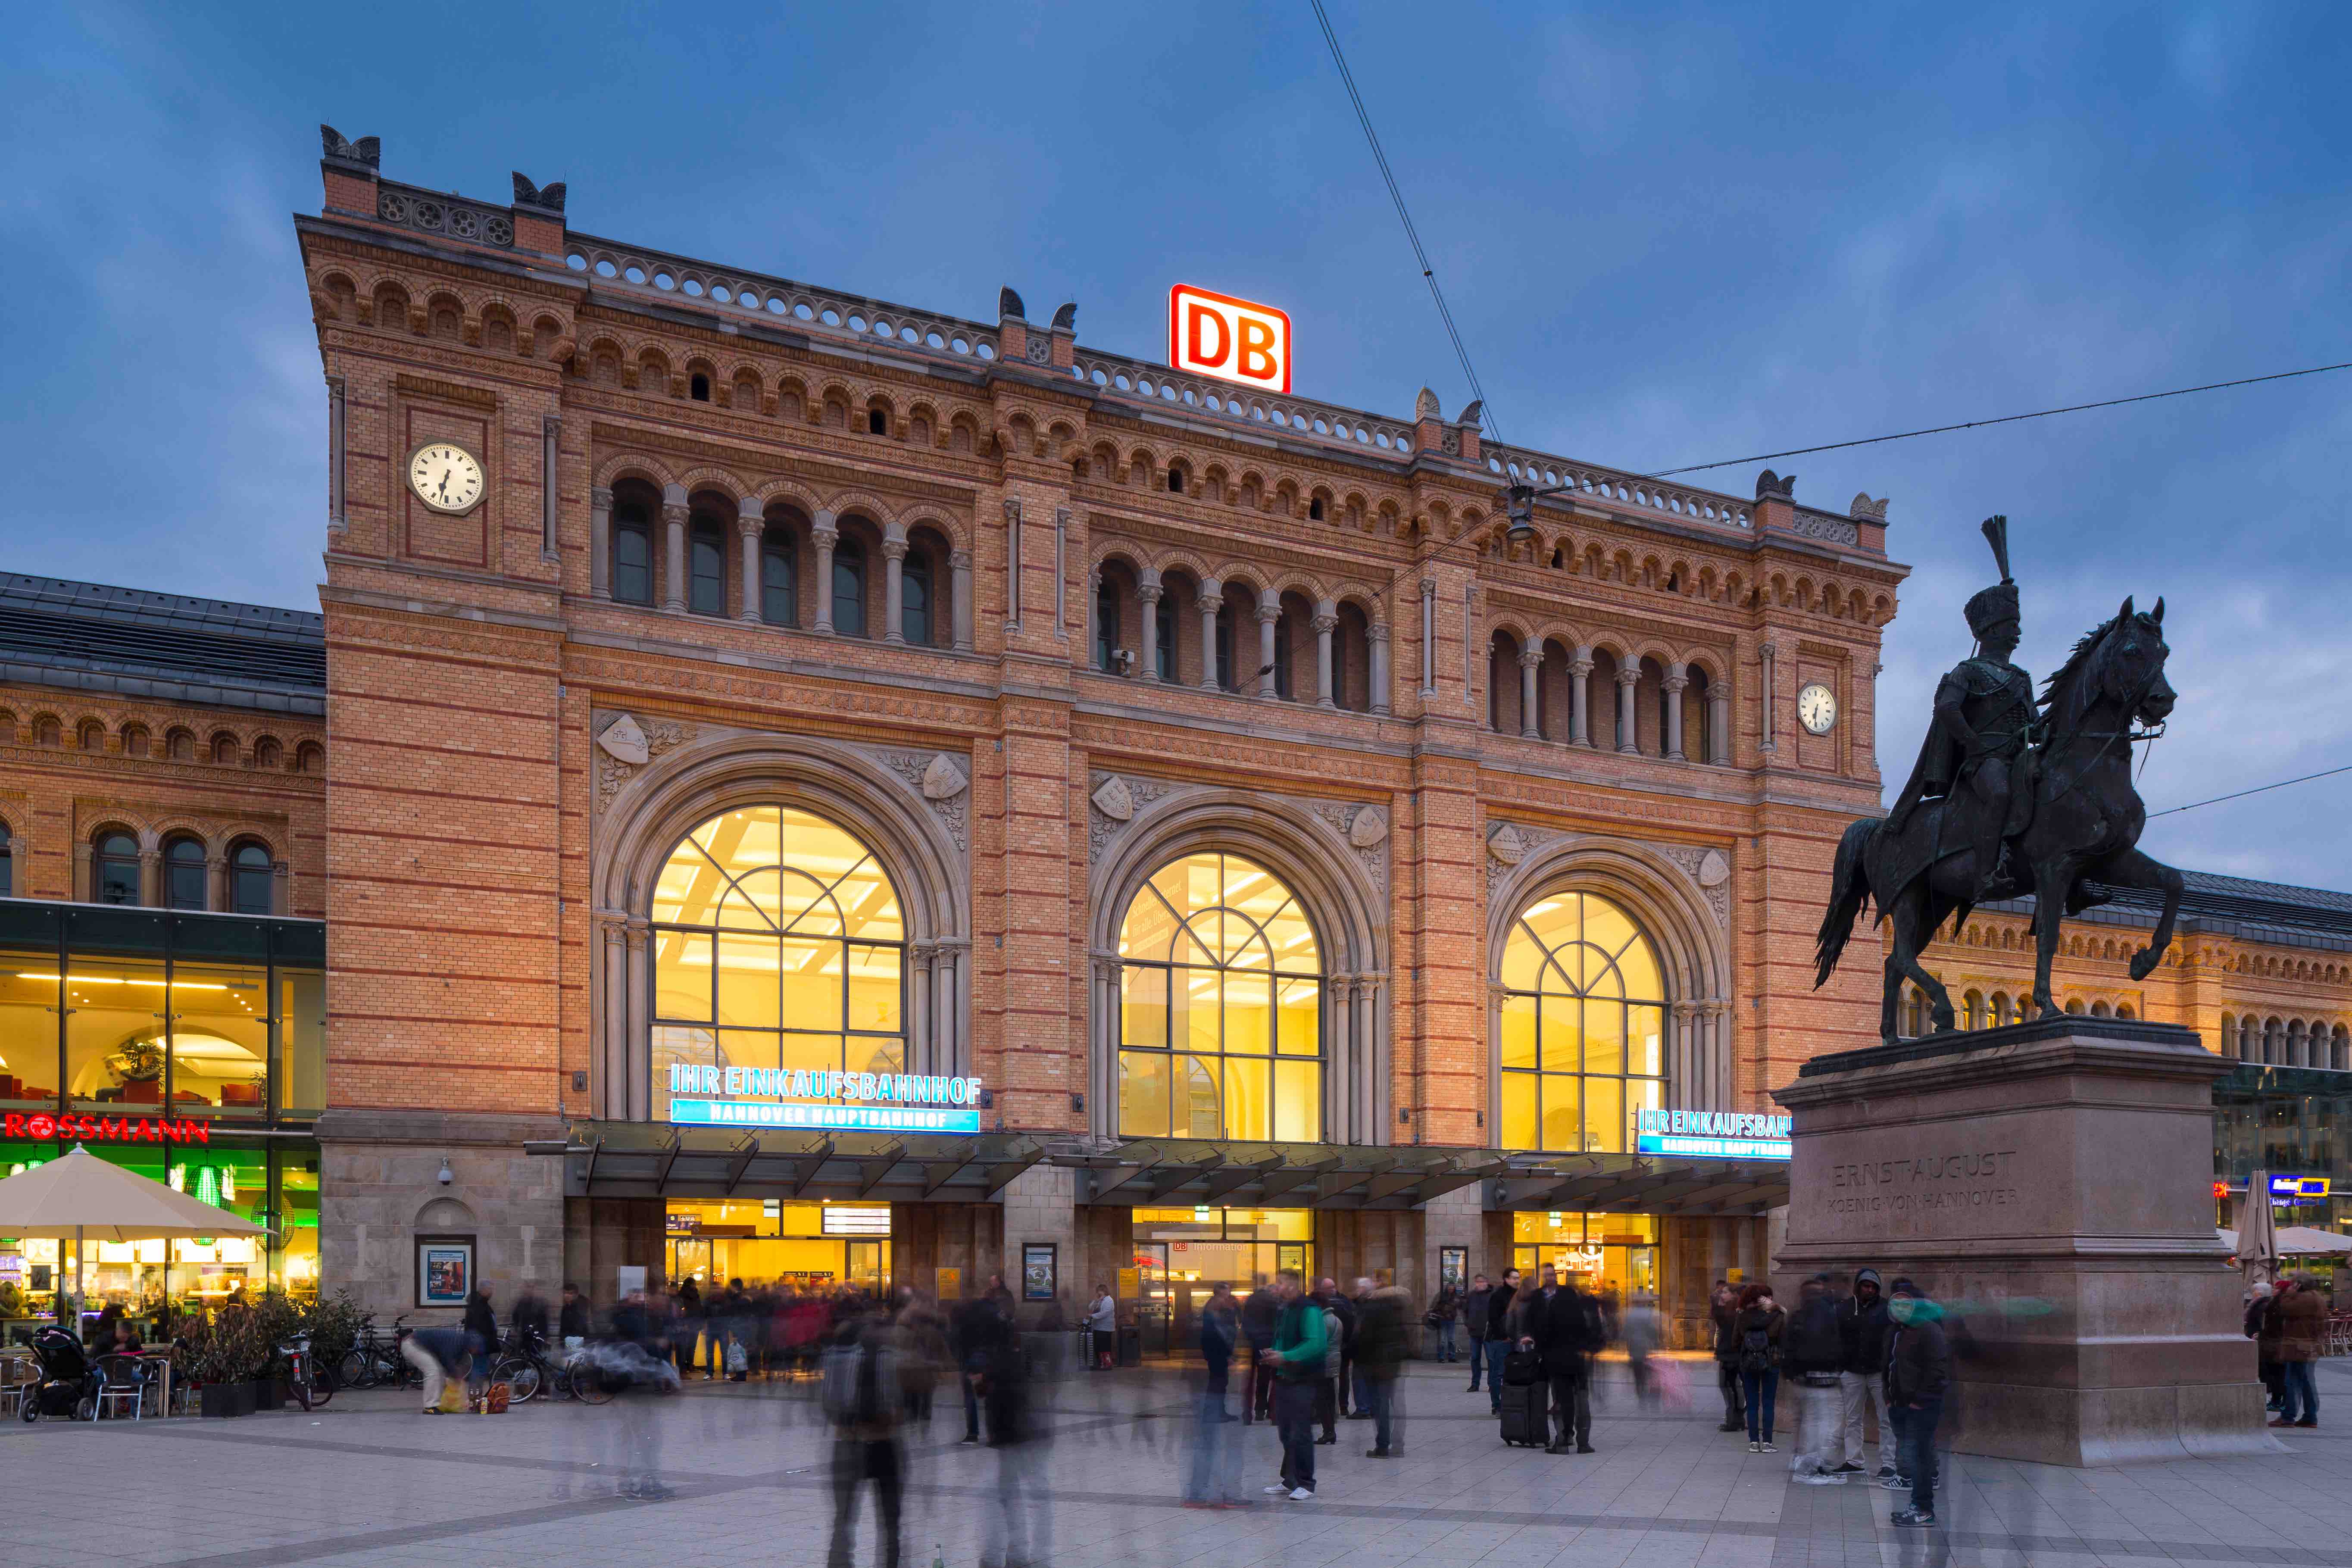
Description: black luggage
xmin=1501 ymin=1348 xmax=1542 ymax=1387
xmin=1499 ymin=1381 xmax=1545 ymax=1447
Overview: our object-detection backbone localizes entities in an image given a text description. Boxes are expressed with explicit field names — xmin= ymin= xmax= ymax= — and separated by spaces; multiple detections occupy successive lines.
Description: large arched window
xmin=94 ymin=831 xmax=141 ymax=906
xmin=688 ymin=516 xmax=726 ymax=615
xmin=647 ymin=807 xmax=904 ymax=1115
xmin=761 ymin=525 xmax=796 ymax=626
xmin=1116 ymin=851 xmax=1321 ymax=1141
xmin=230 ymin=842 xmax=274 ymax=915
xmin=833 ymin=540 xmax=867 ymax=637
xmin=613 ymin=503 xmax=653 ymax=605
xmin=1498 ymin=892 xmax=1665 ymax=1153
xmin=902 ymin=552 xmax=933 ymax=647
xmin=163 ymin=837 xmax=207 ymax=910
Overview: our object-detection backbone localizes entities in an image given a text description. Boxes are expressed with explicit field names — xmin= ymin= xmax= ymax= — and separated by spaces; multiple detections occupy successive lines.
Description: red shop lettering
xmin=2 ymin=1112 xmax=209 ymax=1145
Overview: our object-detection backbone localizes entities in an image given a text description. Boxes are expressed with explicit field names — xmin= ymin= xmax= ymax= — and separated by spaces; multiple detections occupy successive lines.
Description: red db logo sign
xmin=1168 ymin=285 xmax=1292 ymax=394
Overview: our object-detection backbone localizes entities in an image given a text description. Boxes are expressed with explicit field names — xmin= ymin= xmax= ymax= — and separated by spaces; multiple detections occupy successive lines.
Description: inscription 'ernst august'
xmin=1825 ymin=1148 xmax=2021 ymax=1218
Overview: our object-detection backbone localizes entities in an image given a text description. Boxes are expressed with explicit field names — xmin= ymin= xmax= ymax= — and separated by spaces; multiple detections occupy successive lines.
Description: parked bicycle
xmin=337 ymin=1315 xmax=420 ymax=1391
xmin=489 ymin=1327 xmax=568 ymax=1405
xmin=271 ymin=1334 xmax=333 ymax=1412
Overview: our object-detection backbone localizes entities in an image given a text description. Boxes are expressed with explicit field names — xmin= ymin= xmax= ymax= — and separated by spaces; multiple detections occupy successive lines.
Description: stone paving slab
xmin=2 ymin=1355 xmax=2343 ymax=1567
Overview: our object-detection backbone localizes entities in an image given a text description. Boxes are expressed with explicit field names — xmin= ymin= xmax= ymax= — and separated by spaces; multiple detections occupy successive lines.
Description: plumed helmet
xmin=1965 ymin=514 xmax=2019 ymax=637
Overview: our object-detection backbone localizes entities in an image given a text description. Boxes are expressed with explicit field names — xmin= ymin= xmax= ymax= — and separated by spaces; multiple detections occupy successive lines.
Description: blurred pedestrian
xmin=1240 ymin=1274 xmax=1278 ymax=1424
xmin=1623 ymin=1291 xmax=1659 ymax=1407
xmin=894 ymin=1287 xmax=946 ymax=1425
xmin=1318 ymin=1277 xmax=1358 ymax=1418
xmin=953 ymin=1279 xmax=1007 ymax=1445
xmin=403 ymin=1322 xmax=469 ymax=1415
xmin=1258 ymin=1269 xmax=1326 ymax=1500
xmin=1521 ymin=1265 xmax=1602 ymax=1454
xmin=1427 ymin=1278 xmax=1460 ymax=1363
xmin=675 ymin=1275 xmax=704 ymax=1376
xmin=1884 ymin=1278 xmax=1950 ymax=1528
xmin=2246 ymin=1282 xmax=2282 ymax=1412
xmin=1088 ymin=1283 xmax=1117 ymax=1370
xmin=823 ymin=1306 xmax=904 ymax=1568
xmin=2274 ymin=1277 xmax=2324 ymax=1428
xmin=1462 ymin=1274 xmax=1494 ymax=1393
xmin=1834 ymin=1268 xmax=1891 ymax=1477
xmin=1734 ymin=1283 xmax=1786 ymax=1452
xmin=1312 ymin=1284 xmax=1344 ymax=1443
xmin=1184 ymin=1281 xmax=1249 ymax=1506
xmin=1484 ymin=1267 xmax=1522 ymax=1416
xmin=1358 ymin=1274 xmax=1409 ymax=1457
xmin=981 ymin=1308 xmax=1050 ymax=1567
xmin=461 ymin=1285 xmax=498 ymax=1399
xmin=1712 ymin=1279 xmax=1746 ymax=1433
xmin=1784 ymin=1274 xmax=1846 ymax=1479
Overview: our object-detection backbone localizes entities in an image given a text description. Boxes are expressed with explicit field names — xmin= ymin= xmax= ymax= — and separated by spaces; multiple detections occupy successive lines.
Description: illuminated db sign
xmin=1168 ymin=284 xmax=1292 ymax=394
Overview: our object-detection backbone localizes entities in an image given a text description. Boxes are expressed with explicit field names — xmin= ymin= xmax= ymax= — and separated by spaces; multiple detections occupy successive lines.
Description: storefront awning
xmin=531 ymin=1122 xmax=1048 ymax=1204
xmin=1062 ymin=1140 xmax=1508 ymax=1210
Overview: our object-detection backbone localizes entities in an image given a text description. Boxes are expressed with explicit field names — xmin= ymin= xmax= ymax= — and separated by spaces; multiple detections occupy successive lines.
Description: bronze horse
xmin=1815 ymin=598 xmax=2184 ymax=1043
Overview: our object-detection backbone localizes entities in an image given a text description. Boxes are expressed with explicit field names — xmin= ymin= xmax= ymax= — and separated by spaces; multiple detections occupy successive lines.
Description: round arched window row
xmin=647 ymin=806 xmax=905 ymax=1118
xmin=1498 ymin=892 xmax=1667 ymax=1154
xmin=1115 ymin=850 xmax=1322 ymax=1143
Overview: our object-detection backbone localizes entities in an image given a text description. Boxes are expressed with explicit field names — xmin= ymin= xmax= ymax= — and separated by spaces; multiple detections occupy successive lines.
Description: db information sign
xmin=1168 ymin=284 xmax=1292 ymax=394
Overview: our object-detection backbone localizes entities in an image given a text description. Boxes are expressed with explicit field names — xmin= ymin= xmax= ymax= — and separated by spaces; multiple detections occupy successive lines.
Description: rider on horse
xmin=1885 ymin=515 xmax=2037 ymax=902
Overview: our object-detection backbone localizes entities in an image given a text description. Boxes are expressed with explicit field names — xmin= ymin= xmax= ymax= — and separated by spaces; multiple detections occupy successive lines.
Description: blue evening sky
xmin=3 ymin=3 xmax=2348 ymax=889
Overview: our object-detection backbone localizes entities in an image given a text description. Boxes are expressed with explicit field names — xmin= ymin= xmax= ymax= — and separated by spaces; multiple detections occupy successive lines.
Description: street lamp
xmin=1501 ymin=479 xmax=1577 ymax=546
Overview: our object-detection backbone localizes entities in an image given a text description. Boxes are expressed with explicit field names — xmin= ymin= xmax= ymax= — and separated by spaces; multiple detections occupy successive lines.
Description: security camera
xmin=1112 ymin=648 xmax=1136 ymax=674
xmin=436 ymin=1156 xmax=454 ymax=1186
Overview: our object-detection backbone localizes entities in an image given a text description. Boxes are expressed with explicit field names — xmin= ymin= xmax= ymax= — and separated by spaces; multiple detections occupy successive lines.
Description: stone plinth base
xmin=1773 ymin=1017 xmax=2273 ymax=1466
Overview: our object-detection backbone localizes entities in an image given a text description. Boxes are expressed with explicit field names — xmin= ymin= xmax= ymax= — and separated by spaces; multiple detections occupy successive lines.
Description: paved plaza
xmin=8 ymin=1355 xmax=2349 ymax=1568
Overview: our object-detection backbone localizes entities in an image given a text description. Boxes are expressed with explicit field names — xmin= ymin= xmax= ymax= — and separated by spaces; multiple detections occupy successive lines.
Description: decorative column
xmin=1707 ymin=685 xmax=1731 ymax=765
xmin=541 ymin=414 xmax=560 ymax=558
xmin=951 ymin=549 xmax=974 ymax=651
xmin=1369 ymin=621 xmax=1391 ymax=715
xmin=1760 ymin=640 xmax=1778 ymax=753
xmin=1670 ymin=1001 xmax=1698 ymax=1107
xmin=1328 ymin=976 xmax=1354 ymax=1145
xmin=1053 ymin=507 xmax=1069 ymax=641
xmin=1615 ymin=662 xmax=1641 ymax=753
xmin=908 ymin=941 xmax=936 ymax=1076
xmin=1312 ymin=599 xmax=1337 ymax=708
xmin=736 ymin=498 xmax=764 ymax=622
xmin=1418 ymin=578 xmax=1437 ymax=694
xmin=810 ymin=510 xmax=839 ymax=635
xmin=1085 ymin=567 xmax=1103 ymax=668
xmin=660 ymin=484 xmax=688 ymax=613
xmin=1137 ymin=571 xmax=1163 ymax=682
xmin=272 ymin=859 xmax=290 ymax=918
xmin=589 ymin=486 xmax=612 ymax=599
xmin=1255 ymin=592 xmax=1280 ymax=699
xmin=1569 ymin=647 xmax=1594 ymax=745
xmin=325 ymin=376 xmax=347 ymax=534
xmin=1003 ymin=498 xmax=1022 ymax=630
xmin=206 ymin=855 xmax=228 ymax=913
xmin=598 ymin=915 xmax=629 ymax=1117
xmin=1517 ymin=643 xmax=1543 ymax=738
xmin=1196 ymin=577 xmax=1223 ymax=691
xmin=1662 ymin=662 xmax=1689 ymax=760
xmin=882 ymin=523 xmax=909 ymax=644
xmin=622 ymin=918 xmax=651 ymax=1120
xmin=138 ymin=847 xmax=161 ymax=908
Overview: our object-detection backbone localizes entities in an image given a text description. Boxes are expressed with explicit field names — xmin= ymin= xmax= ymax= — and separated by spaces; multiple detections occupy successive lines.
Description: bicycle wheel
xmin=304 ymin=1362 xmax=334 ymax=1409
xmin=338 ymin=1348 xmax=372 ymax=1390
xmin=575 ymin=1362 xmax=615 ymax=1406
xmin=496 ymin=1354 xmax=542 ymax=1405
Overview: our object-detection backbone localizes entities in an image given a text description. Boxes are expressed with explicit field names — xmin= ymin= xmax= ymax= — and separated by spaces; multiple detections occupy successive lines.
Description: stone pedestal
xmin=1773 ymin=1016 xmax=2271 ymax=1466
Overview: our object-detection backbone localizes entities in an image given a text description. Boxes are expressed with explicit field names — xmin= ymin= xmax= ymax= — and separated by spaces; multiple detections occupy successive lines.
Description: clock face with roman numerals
xmin=406 ymin=443 xmax=484 ymax=514
xmin=1798 ymin=682 xmax=1839 ymax=735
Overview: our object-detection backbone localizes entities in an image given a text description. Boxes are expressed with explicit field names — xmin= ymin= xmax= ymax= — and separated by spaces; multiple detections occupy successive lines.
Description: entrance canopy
xmin=1487 ymin=1152 xmax=1790 ymax=1217
xmin=535 ymin=1121 xmax=1047 ymax=1205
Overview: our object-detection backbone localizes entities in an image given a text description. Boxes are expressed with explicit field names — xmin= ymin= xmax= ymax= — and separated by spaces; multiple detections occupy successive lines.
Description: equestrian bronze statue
xmin=1814 ymin=516 xmax=2185 ymax=1043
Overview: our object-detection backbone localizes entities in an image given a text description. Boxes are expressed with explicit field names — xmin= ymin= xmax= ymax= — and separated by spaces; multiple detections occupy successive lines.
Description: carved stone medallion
xmin=595 ymin=713 xmax=649 ymax=765
xmin=921 ymin=753 xmax=969 ymax=802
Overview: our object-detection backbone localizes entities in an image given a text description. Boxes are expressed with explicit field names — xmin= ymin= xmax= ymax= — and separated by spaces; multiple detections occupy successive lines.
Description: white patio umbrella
xmin=2234 ymin=1169 xmax=2280 ymax=1287
xmin=2274 ymin=1225 xmax=2352 ymax=1256
xmin=0 ymin=1145 xmax=265 ymax=1312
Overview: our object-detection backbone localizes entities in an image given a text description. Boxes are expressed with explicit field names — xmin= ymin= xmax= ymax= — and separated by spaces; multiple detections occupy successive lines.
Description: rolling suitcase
xmin=1499 ymin=1381 xmax=1546 ymax=1447
xmin=1501 ymin=1349 xmax=1542 ymax=1387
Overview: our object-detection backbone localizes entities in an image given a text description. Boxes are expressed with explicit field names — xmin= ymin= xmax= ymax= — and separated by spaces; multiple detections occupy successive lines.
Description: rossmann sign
xmin=1168 ymin=284 xmax=1292 ymax=394
xmin=2 ymin=1112 xmax=213 ymax=1145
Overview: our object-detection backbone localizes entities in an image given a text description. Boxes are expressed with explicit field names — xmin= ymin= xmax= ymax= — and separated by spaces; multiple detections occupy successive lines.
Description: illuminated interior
xmin=661 ymin=1198 xmax=890 ymax=1294
xmin=649 ymin=808 xmax=905 ymax=1119
xmin=1510 ymin=1210 xmax=1659 ymax=1302
xmin=1116 ymin=852 xmax=1322 ymax=1141
xmin=1497 ymin=893 xmax=1667 ymax=1153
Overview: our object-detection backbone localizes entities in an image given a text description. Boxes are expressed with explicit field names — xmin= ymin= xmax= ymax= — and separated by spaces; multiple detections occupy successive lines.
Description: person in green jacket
xmin=1256 ymin=1270 xmax=1327 ymax=1500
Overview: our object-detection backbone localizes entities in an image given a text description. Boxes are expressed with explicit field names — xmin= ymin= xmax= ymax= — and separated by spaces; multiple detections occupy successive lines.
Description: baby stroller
xmin=19 ymin=1325 xmax=99 ymax=1422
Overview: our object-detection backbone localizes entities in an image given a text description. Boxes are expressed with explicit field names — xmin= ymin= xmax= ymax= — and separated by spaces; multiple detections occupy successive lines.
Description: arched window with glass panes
xmin=230 ymin=842 xmax=274 ymax=915
xmin=646 ymin=807 xmax=904 ymax=1117
xmin=1115 ymin=850 xmax=1321 ymax=1142
xmin=162 ymin=837 xmax=207 ymax=910
xmin=94 ymin=831 xmax=141 ymax=906
xmin=1497 ymin=892 xmax=1667 ymax=1154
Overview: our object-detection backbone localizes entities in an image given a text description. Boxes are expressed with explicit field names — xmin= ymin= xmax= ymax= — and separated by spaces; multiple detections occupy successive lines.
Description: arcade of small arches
xmin=591 ymin=478 xmax=971 ymax=652
xmin=1487 ymin=631 xmax=1730 ymax=764
xmin=1086 ymin=553 xmax=1387 ymax=711
xmin=0 ymin=709 xmax=320 ymax=773
xmin=2222 ymin=1013 xmax=2351 ymax=1071
xmin=68 ymin=822 xmax=288 ymax=916
xmin=1898 ymin=987 xmax=2140 ymax=1037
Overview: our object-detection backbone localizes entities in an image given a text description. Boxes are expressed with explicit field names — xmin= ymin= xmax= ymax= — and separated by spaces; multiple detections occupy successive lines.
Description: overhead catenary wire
xmin=1648 ymin=362 xmax=2352 ymax=478
xmin=2146 ymin=763 xmax=2352 ymax=820
xmin=1309 ymin=0 xmax=1502 ymax=449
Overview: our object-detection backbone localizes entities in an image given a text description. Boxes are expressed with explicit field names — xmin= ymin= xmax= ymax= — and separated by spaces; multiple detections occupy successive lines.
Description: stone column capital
xmin=1313 ymin=612 xmax=1338 ymax=634
xmin=810 ymin=520 xmax=839 ymax=547
xmin=737 ymin=494 xmax=764 ymax=522
xmin=590 ymin=485 xmax=613 ymax=509
xmin=1254 ymin=602 xmax=1282 ymax=625
xmin=951 ymin=549 xmax=973 ymax=570
xmin=1615 ymin=663 xmax=1642 ymax=688
xmin=1671 ymin=1000 xmax=1699 ymax=1020
xmin=1137 ymin=580 xmax=1163 ymax=604
xmin=1568 ymin=655 xmax=1594 ymax=678
xmin=1369 ymin=620 xmax=1389 ymax=644
xmin=1195 ymin=580 xmax=1223 ymax=609
xmin=1517 ymin=643 xmax=1544 ymax=669
xmin=1662 ymin=672 xmax=1689 ymax=695
xmin=882 ymin=537 xmax=909 ymax=562
xmin=735 ymin=513 xmax=765 ymax=539
xmin=660 ymin=501 xmax=689 ymax=525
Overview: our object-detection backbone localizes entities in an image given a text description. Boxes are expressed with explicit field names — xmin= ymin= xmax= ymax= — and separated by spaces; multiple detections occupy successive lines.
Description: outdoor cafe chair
xmin=93 ymin=1353 xmax=149 ymax=1421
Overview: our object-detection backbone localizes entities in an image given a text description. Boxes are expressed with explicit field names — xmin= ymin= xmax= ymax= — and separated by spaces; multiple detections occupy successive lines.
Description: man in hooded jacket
xmin=1833 ymin=1268 xmax=1892 ymax=1476
xmin=1883 ymin=1278 xmax=1950 ymax=1529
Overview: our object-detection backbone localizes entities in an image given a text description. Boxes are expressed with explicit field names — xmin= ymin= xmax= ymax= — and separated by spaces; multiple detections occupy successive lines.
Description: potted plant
xmin=111 ymin=1039 xmax=165 ymax=1105
xmin=186 ymin=1321 xmax=260 ymax=1417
